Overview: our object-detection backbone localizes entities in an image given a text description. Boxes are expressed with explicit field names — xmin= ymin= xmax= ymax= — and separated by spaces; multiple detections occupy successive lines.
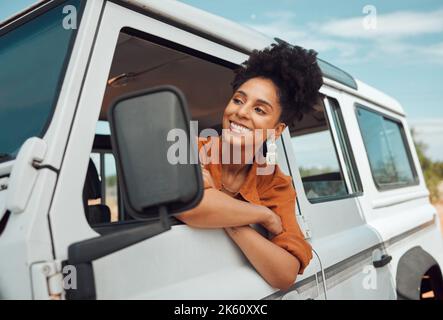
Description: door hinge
xmin=31 ymin=261 xmax=64 ymax=300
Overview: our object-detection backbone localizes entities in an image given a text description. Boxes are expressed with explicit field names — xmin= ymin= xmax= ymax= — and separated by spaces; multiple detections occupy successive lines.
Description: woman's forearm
xmin=225 ymin=226 xmax=300 ymax=290
xmin=175 ymin=189 xmax=269 ymax=228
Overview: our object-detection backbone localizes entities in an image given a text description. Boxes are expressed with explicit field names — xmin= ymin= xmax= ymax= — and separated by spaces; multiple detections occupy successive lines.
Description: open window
xmin=83 ymin=27 xmax=237 ymax=229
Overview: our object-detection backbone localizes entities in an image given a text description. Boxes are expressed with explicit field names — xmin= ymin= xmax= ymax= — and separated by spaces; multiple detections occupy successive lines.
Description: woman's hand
xmin=261 ymin=207 xmax=283 ymax=236
xmin=202 ymin=168 xmax=216 ymax=189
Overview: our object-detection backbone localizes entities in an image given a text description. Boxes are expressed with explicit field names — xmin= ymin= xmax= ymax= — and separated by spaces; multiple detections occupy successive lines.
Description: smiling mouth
xmin=229 ymin=121 xmax=252 ymax=134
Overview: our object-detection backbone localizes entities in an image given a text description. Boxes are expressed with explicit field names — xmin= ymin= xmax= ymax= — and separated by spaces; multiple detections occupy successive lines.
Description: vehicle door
xmin=48 ymin=0 xmax=324 ymax=299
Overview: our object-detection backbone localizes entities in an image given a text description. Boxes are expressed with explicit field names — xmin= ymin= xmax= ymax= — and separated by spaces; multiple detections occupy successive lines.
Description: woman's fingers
xmin=270 ymin=214 xmax=283 ymax=235
xmin=261 ymin=208 xmax=283 ymax=235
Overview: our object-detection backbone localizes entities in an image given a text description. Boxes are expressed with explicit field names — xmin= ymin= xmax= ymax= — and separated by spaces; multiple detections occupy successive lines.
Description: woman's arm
xmin=176 ymin=188 xmax=282 ymax=233
xmin=225 ymin=225 xmax=300 ymax=290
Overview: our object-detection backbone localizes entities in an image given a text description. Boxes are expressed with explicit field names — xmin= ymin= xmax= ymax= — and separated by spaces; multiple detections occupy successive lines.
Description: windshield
xmin=0 ymin=0 xmax=83 ymax=161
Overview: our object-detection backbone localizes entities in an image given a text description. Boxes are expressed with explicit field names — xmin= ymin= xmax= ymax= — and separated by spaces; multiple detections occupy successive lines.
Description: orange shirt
xmin=198 ymin=137 xmax=313 ymax=274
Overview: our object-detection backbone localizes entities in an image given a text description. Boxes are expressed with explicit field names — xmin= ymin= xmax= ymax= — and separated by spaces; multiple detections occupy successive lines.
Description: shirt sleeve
xmin=259 ymin=168 xmax=313 ymax=274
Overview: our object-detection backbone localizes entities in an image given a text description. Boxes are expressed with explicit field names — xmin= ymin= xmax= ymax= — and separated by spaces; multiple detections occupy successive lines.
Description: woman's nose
xmin=236 ymin=103 xmax=250 ymax=118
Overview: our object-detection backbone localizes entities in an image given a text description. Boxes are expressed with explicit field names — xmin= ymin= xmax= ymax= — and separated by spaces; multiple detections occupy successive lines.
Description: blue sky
xmin=1 ymin=0 xmax=442 ymax=160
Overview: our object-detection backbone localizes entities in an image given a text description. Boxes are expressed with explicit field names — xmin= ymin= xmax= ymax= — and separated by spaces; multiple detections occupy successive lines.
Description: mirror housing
xmin=108 ymin=85 xmax=203 ymax=220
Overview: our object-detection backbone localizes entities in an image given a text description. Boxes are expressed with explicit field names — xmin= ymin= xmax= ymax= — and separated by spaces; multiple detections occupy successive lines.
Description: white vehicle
xmin=0 ymin=0 xmax=442 ymax=300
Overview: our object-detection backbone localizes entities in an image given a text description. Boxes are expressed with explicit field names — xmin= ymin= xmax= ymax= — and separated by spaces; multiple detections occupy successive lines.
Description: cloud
xmin=410 ymin=118 xmax=443 ymax=135
xmin=244 ymin=12 xmax=358 ymax=59
xmin=242 ymin=8 xmax=443 ymax=65
xmin=317 ymin=8 xmax=443 ymax=39
xmin=422 ymin=42 xmax=443 ymax=61
xmin=368 ymin=39 xmax=443 ymax=64
xmin=245 ymin=11 xmax=306 ymax=41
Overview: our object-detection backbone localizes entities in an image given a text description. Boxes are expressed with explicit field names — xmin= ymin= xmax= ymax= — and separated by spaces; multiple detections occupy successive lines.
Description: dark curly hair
xmin=231 ymin=42 xmax=323 ymax=125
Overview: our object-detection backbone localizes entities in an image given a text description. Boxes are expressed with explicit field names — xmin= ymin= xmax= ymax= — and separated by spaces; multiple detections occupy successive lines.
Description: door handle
xmin=373 ymin=254 xmax=392 ymax=268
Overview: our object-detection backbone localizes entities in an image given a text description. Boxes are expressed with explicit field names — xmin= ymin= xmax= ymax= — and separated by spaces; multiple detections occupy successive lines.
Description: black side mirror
xmin=66 ymin=86 xmax=203 ymax=300
xmin=108 ymin=85 xmax=203 ymax=219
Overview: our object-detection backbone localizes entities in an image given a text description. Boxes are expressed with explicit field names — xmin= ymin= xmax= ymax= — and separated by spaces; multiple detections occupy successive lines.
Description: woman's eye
xmin=254 ymin=107 xmax=265 ymax=114
xmin=233 ymin=98 xmax=242 ymax=105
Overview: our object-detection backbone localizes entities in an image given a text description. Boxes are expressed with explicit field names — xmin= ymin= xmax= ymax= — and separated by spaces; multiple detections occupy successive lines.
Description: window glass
xmin=356 ymin=106 xmax=417 ymax=188
xmin=104 ymin=153 xmax=118 ymax=221
xmin=0 ymin=0 xmax=83 ymax=159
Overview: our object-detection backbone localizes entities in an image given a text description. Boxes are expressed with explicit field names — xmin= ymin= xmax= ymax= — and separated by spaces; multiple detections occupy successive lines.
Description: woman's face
xmin=222 ymin=77 xmax=286 ymax=150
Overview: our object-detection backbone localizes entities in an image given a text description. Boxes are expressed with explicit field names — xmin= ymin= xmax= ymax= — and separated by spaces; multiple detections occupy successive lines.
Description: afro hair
xmin=231 ymin=42 xmax=323 ymax=125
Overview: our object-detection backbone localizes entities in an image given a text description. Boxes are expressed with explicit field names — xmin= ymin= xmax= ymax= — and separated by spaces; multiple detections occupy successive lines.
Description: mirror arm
xmin=158 ymin=205 xmax=170 ymax=230
xmin=65 ymin=205 xmax=170 ymax=299
xmin=68 ymin=211 xmax=170 ymax=264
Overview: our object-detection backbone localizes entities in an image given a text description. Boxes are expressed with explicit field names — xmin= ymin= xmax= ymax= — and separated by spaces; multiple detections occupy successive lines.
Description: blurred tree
xmin=412 ymin=129 xmax=443 ymax=203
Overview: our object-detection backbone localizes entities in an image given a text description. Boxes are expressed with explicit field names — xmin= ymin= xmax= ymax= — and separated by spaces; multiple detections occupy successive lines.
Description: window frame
xmin=354 ymin=103 xmax=419 ymax=191
xmin=327 ymin=98 xmax=363 ymax=195
xmin=287 ymin=96 xmax=363 ymax=204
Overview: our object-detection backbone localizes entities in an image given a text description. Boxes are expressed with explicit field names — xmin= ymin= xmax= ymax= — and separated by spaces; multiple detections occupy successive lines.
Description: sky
xmin=179 ymin=0 xmax=443 ymax=161
xmin=1 ymin=0 xmax=442 ymax=160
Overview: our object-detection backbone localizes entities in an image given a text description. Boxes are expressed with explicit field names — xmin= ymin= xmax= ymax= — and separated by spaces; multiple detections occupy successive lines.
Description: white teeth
xmin=230 ymin=122 xmax=252 ymax=134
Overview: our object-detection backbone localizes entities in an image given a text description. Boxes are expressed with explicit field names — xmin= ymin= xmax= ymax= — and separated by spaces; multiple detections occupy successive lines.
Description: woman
xmin=176 ymin=42 xmax=323 ymax=290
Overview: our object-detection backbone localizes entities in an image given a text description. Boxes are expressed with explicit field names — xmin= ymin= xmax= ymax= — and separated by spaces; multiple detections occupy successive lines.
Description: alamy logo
xmin=362 ymin=5 xmax=377 ymax=30
xmin=62 ymin=5 xmax=77 ymax=30
xmin=362 ymin=265 xmax=377 ymax=290
xmin=63 ymin=265 xmax=77 ymax=290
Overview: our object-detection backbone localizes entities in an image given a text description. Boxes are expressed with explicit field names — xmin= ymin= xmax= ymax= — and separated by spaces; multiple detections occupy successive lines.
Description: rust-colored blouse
xmin=198 ymin=137 xmax=313 ymax=274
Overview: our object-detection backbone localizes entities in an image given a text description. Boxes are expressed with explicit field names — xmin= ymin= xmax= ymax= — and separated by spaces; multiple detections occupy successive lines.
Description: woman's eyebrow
xmin=236 ymin=90 xmax=273 ymax=110
xmin=236 ymin=90 xmax=247 ymax=97
xmin=256 ymin=98 xmax=273 ymax=110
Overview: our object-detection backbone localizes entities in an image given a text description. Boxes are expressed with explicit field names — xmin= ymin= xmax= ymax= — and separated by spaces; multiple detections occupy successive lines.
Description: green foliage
xmin=299 ymin=166 xmax=334 ymax=178
xmin=412 ymin=130 xmax=443 ymax=203
xmin=106 ymin=175 xmax=117 ymax=188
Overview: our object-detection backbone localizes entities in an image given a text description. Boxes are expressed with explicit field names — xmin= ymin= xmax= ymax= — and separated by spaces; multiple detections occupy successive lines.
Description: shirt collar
xmin=206 ymin=137 xmax=262 ymax=205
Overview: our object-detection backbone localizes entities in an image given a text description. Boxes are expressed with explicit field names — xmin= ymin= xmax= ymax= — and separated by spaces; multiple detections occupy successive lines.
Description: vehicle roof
xmin=2 ymin=0 xmax=405 ymax=116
